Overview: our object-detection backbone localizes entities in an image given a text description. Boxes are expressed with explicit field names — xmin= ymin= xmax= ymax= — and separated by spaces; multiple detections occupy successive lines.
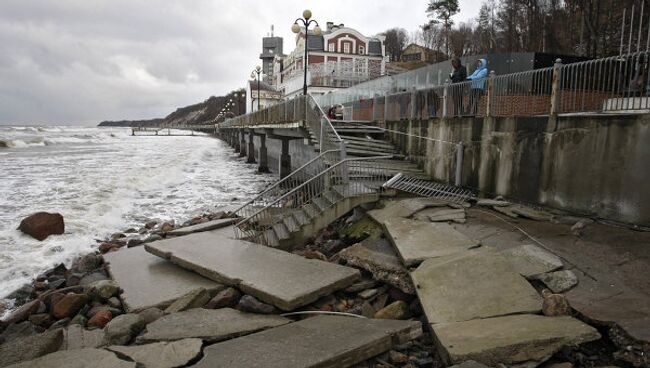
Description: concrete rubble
xmin=500 ymin=243 xmax=564 ymax=278
xmin=107 ymin=338 xmax=203 ymax=368
xmin=4 ymin=348 xmax=136 ymax=368
xmin=194 ymin=315 xmax=422 ymax=368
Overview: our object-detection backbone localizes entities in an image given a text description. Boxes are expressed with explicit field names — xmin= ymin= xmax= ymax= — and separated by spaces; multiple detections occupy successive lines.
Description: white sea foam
xmin=0 ymin=126 xmax=274 ymax=299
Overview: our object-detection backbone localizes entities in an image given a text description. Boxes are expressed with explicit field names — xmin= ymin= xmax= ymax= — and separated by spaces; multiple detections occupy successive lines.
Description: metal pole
xmin=303 ymin=25 xmax=309 ymax=96
xmin=638 ymin=1 xmax=644 ymax=53
xmin=257 ymin=73 xmax=260 ymax=111
xmin=629 ymin=4 xmax=635 ymax=55
xmin=621 ymin=8 xmax=627 ymax=57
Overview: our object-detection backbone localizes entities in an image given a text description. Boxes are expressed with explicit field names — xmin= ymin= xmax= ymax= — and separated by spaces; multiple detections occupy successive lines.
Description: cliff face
xmin=98 ymin=90 xmax=245 ymax=127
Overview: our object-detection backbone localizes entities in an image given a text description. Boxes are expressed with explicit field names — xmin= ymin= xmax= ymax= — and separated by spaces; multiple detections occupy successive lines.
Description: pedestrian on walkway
xmin=449 ymin=57 xmax=467 ymax=116
xmin=467 ymin=59 xmax=489 ymax=115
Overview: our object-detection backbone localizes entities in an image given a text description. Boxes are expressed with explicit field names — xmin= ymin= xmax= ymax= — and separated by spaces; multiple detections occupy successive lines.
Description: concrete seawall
xmin=386 ymin=114 xmax=650 ymax=226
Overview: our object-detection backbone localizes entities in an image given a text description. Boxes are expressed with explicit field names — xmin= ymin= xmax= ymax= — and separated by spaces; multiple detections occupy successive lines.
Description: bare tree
xmin=381 ymin=28 xmax=409 ymax=61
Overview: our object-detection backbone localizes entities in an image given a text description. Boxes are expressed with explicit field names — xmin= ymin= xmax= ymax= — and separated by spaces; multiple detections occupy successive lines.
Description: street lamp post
xmin=251 ymin=66 xmax=262 ymax=111
xmin=292 ymin=10 xmax=321 ymax=96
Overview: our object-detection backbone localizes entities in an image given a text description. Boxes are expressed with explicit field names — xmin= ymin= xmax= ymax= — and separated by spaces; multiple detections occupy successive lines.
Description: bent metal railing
xmin=233 ymin=155 xmax=394 ymax=245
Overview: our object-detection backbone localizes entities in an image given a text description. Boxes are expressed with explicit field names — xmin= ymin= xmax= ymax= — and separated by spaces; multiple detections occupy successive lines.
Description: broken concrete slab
xmin=411 ymin=248 xmax=541 ymax=324
xmin=492 ymin=205 xmax=519 ymax=218
xmin=534 ymin=270 xmax=579 ymax=293
xmin=137 ymin=307 xmax=290 ymax=343
xmin=339 ymin=238 xmax=415 ymax=294
xmin=5 ymin=348 xmax=136 ymax=368
xmin=0 ymin=329 xmax=64 ymax=367
xmin=104 ymin=246 xmax=222 ymax=312
xmin=163 ymin=287 xmax=213 ymax=313
xmin=368 ymin=198 xmax=449 ymax=224
xmin=476 ymin=199 xmax=511 ymax=207
xmin=194 ymin=315 xmax=422 ymax=368
xmin=167 ymin=218 xmax=236 ymax=236
xmin=433 ymin=314 xmax=600 ymax=366
xmin=383 ymin=218 xmax=479 ymax=266
xmin=145 ymin=230 xmax=360 ymax=310
xmin=107 ymin=338 xmax=203 ymax=368
xmin=511 ymin=205 xmax=553 ymax=221
xmin=63 ymin=325 xmax=105 ymax=350
xmin=501 ymin=244 xmax=564 ymax=278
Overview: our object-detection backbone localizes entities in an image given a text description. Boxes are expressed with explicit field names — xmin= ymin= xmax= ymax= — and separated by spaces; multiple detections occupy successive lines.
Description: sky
xmin=0 ymin=0 xmax=482 ymax=125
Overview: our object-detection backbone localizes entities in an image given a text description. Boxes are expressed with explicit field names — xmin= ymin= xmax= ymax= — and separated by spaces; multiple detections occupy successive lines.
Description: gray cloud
xmin=0 ymin=0 xmax=481 ymax=125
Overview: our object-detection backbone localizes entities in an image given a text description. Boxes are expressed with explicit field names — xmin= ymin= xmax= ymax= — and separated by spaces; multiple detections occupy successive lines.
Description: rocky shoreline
xmin=0 ymin=196 xmax=648 ymax=367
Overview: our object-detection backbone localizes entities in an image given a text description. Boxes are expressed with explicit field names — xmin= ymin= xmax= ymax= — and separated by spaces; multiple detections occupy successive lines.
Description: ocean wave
xmin=0 ymin=138 xmax=46 ymax=148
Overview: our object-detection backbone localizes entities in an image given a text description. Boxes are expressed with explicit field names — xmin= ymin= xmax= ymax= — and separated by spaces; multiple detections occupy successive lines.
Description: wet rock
xmin=107 ymin=338 xmax=203 ymax=368
xmin=2 ymin=299 xmax=40 ymax=325
xmin=160 ymin=222 xmax=174 ymax=232
xmin=98 ymin=242 xmax=121 ymax=253
xmin=65 ymin=273 xmax=84 ymax=287
xmin=501 ymin=244 xmax=564 ymax=278
xmin=85 ymin=280 xmax=120 ymax=301
xmin=126 ymin=237 xmax=144 ymax=247
xmin=164 ymin=288 xmax=211 ymax=313
xmin=205 ymin=287 xmax=241 ymax=309
xmin=0 ymin=321 xmax=38 ymax=340
xmin=72 ymin=253 xmax=102 ymax=273
xmin=144 ymin=234 xmax=163 ymax=243
xmin=542 ymin=289 xmax=572 ymax=316
xmin=344 ymin=279 xmax=379 ymax=293
xmin=138 ymin=308 xmax=164 ymax=324
xmin=29 ymin=313 xmax=54 ymax=328
xmin=104 ymin=313 xmax=146 ymax=345
xmin=6 ymin=284 xmax=36 ymax=306
xmin=448 ymin=361 xmax=490 ymax=368
xmin=34 ymin=281 xmax=48 ymax=290
xmin=18 ymin=212 xmax=65 ymax=241
xmin=79 ymin=271 xmax=109 ymax=286
xmin=144 ymin=221 xmax=158 ymax=229
xmin=69 ymin=314 xmax=87 ymax=326
xmin=49 ymin=317 xmax=71 ymax=329
xmin=237 ymin=295 xmax=277 ymax=314
xmin=374 ymin=301 xmax=409 ymax=320
xmin=111 ymin=232 xmax=126 ymax=240
xmin=52 ymin=293 xmax=88 ymax=319
xmin=389 ymin=350 xmax=409 ymax=364
xmin=534 ymin=270 xmax=579 ymax=293
xmin=47 ymin=279 xmax=66 ymax=290
xmin=87 ymin=310 xmax=112 ymax=328
xmin=87 ymin=305 xmax=122 ymax=319
xmin=106 ymin=297 xmax=121 ymax=308
xmin=0 ymin=328 xmax=64 ymax=366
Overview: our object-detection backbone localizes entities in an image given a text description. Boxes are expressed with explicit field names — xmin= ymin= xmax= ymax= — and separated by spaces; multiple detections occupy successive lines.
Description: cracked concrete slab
xmin=367 ymin=198 xmax=449 ymax=224
xmin=433 ymin=314 xmax=600 ymax=366
xmin=383 ymin=218 xmax=479 ymax=266
xmin=5 ymin=348 xmax=136 ymax=368
xmin=137 ymin=308 xmax=289 ymax=343
xmin=107 ymin=338 xmax=203 ymax=368
xmin=104 ymin=246 xmax=222 ymax=312
xmin=411 ymin=248 xmax=541 ymax=324
xmin=500 ymin=244 xmax=564 ymax=278
xmin=167 ymin=218 xmax=236 ymax=236
xmin=194 ymin=315 xmax=422 ymax=368
xmin=145 ymin=229 xmax=360 ymax=311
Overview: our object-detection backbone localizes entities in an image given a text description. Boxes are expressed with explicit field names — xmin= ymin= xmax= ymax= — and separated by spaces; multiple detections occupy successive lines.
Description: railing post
xmin=410 ymin=88 xmax=417 ymax=120
xmin=486 ymin=71 xmax=495 ymax=117
xmin=454 ymin=141 xmax=464 ymax=186
xmin=372 ymin=93 xmax=380 ymax=122
xmin=319 ymin=117 xmax=325 ymax=152
xmin=442 ymin=83 xmax=449 ymax=118
xmin=339 ymin=141 xmax=349 ymax=184
xmin=550 ymin=58 xmax=563 ymax=117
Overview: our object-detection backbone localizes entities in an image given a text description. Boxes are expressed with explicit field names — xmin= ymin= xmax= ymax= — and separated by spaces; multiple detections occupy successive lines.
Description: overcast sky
xmin=0 ymin=0 xmax=482 ymax=125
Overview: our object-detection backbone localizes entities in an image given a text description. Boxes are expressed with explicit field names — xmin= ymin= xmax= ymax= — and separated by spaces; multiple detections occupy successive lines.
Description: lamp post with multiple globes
xmin=292 ymin=10 xmax=321 ymax=96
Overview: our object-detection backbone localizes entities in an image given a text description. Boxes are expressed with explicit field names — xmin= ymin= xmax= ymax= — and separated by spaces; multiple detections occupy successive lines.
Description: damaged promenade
xmin=1 ymin=193 xmax=648 ymax=368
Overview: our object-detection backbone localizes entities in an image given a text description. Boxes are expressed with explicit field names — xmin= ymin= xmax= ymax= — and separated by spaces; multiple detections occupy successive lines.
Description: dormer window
xmin=359 ymin=46 xmax=365 ymax=55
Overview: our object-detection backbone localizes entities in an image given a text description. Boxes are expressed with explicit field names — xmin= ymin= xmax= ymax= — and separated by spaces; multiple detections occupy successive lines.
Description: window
xmin=343 ymin=43 xmax=350 ymax=54
xmin=328 ymin=43 xmax=335 ymax=52
xmin=359 ymin=46 xmax=365 ymax=55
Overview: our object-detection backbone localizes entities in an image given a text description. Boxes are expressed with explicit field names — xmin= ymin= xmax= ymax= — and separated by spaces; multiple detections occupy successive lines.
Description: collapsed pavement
xmin=0 ymin=196 xmax=648 ymax=367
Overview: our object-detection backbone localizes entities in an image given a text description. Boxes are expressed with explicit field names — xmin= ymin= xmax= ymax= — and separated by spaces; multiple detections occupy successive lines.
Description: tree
xmin=425 ymin=0 xmax=460 ymax=57
xmin=381 ymin=28 xmax=409 ymax=61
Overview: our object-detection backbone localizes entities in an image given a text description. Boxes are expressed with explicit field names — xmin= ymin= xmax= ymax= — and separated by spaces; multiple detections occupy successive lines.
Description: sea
xmin=0 ymin=125 xmax=274 ymax=301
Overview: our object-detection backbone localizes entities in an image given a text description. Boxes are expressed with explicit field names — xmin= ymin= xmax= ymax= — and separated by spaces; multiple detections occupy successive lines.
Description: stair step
xmin=283 ymin=215 xmax=300 ymax=233
xmin=264 ymin=229 xmax=280 ymax=247
xmin=292 ymin=209 xmax=311 ymax=226
xmin=303 ymin=203 xmax=321 ymax=219
xmin=272 ymin=222 xmax=291 ymax=240
xmin=313 ymin=197 xmax=333 ymax=212
xmin=323 ymin=190 xmax=343 ymax=204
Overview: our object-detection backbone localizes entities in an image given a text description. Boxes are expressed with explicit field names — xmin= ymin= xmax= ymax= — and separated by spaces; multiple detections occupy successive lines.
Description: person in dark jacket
xmin=449 ymin=57 xmax=467 ymax=116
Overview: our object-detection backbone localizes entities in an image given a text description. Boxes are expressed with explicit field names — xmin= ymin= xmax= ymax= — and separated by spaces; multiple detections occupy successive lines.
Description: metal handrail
xmin=307 ymin=93 xmax=342 ymax=142
xmin=234 ymin=154 xmax=393 ymax=242
xmin=232 ymin=149 xmax=341 ymax=216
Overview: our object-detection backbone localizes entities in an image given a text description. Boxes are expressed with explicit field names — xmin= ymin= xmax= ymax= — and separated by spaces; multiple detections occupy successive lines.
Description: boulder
xmin=0 ymin=321 xmax=38 ymax=341
xmin=2 ymin=299 xmax=40 ymax=325
xmin=63 ymin=325 xmax=106 ymax=350
xmin=374 ymin=301 xmax=409 ymax=320
xmin=164 ymin=288 xmax=211 ymax=313
xmin=79 ymin=272 xmax=109 ymax=286
xmin=6 ymin=284 xmax=36 ymax=306
xmin=29 ymin=313 xmax=54 ymax=328
xmin=0 ymin=329 xmax=64 ymax=366
xmin=103 ymin=313 xmax=146 ymax=345
xmin=87 ymin=310 xmax=112 ymax=328
xmin=73 ymin=254 xmax=102 ymax=273
xmin=52 ymin=293 xmax=88 ymax=319
xmin=237 ymin=295 xmax=277 ymax=314
xmin=138 ymin=308 xmax=164 ymax=324
xmin=160 ymin=222 xmax=174 ymax=232
xmin=85 ymin=280 xmax=120 ymax=301
xmin=205 ymin=287 xmax=241 ymax=309
xmin=107 ymin=338 xmax=203 ymax=368
xmin=17 ymin=212 xmax=64 ymax=241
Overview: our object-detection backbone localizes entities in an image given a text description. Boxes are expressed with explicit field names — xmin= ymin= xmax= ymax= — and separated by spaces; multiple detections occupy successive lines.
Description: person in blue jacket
xmin=467 ymin=58 xmax=489 ymax=115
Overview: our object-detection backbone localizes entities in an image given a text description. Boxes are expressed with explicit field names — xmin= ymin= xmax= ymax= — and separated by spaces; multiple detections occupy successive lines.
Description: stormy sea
xmin=0 ymin=125 xmax=273 ymax=302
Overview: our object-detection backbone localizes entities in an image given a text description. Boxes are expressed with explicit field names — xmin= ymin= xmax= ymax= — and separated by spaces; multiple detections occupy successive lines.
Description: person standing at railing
xmin=449 ymin=57 xmax=467 ymax=116
xmin=467 ymin=59 xmax=489 ymax=115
